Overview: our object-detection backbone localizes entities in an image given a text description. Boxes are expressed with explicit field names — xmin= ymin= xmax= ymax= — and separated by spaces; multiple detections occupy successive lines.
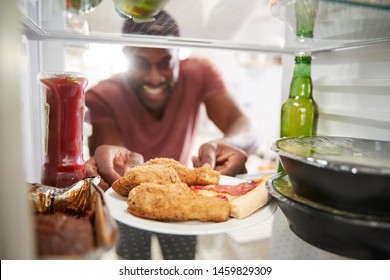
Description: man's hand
xmin=192 ymin=141 xmax=247 ymax=176
xmin=85 ymin=145 xmax=144 ymax=191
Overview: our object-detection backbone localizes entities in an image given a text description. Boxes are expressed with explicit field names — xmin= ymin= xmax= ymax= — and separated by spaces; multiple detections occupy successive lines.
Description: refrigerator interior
xmin=269 ymin=39 xmax=390 ymax=260
xmin=2 ymin=0 xmax=389 ymax=259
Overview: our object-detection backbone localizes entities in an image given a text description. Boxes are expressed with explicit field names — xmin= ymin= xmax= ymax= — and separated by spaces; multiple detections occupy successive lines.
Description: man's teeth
xmin=144 ymin=85 xmax=163 ymax=95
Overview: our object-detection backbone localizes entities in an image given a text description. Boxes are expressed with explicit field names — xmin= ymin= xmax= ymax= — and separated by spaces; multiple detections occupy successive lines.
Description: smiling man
xmin=85 ymin=11 xmax=258 ymax=260
xmin=86 ymin=11 xmax=257 ymax=170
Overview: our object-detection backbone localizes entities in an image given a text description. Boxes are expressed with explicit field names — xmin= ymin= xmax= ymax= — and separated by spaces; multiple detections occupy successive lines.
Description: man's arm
xmin=204 ymin=93 xmax=258 ymax=153
xmin=192 ymin=93 xmax=258 ymax=176
xmin=89 ymin=122 xmax=126 ymax=156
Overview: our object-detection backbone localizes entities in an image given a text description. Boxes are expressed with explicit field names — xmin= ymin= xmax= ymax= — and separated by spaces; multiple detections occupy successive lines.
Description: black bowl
xmin=272 ymin=136 xmax=390 ymax=217
xmin=266 ymin=173 xmax=390 ymax=259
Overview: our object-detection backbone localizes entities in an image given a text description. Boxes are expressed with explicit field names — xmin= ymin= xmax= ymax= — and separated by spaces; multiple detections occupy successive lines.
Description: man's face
xmin=123 ymin=47 xmax=179 ymax=116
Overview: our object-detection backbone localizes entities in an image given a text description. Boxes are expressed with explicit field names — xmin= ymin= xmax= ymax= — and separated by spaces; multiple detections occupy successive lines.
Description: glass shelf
xmin=19 ymin=0 xmax=390 ymax=54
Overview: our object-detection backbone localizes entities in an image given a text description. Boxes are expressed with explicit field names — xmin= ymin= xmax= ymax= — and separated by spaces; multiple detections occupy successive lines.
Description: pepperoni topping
xmin=215 ymin=194 xmax=229 ymax=201
xmin=191 ymin=180 xmax=259 ymax=196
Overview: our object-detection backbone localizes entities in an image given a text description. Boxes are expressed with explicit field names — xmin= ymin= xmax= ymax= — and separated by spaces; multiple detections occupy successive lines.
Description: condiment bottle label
xmin=43 ymin=98 xmax=50 ymax=156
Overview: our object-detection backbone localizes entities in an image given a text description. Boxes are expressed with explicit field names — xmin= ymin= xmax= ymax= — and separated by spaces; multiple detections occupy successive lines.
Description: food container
xmin=29 ymin=177 xmax=118 ymax=259
xmin=113 ymin=0 xmax=169 ymax=22
xmin=66 ymin=0 xmax=103 ymax=15
xmin=272 ymin=136 xmax=390 ymax=217
xmin=266 ymin=173 xmax=390 ymax=259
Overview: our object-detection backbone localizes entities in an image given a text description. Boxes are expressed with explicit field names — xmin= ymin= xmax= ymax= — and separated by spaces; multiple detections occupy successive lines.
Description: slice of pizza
xmin=189 ymin=175 xmax=271 ymax=219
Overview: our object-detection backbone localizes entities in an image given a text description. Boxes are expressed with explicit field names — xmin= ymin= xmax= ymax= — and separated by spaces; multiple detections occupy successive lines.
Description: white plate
xmin=104 ymin=175 xmax=277 ymax=235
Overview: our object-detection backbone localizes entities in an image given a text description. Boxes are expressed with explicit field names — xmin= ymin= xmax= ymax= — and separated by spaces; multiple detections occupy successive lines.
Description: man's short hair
xmin=122 ymin=11 xmax=180 ymax=37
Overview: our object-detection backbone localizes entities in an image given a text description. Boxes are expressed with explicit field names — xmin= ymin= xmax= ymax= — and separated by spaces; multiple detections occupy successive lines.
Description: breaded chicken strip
xmin=112 ymin=164 xmax=181 ymax=197
xmin=144 ymin=158 xmax=220 ymax=186
xmin=127 ymin=182 xmax=230 ymax=222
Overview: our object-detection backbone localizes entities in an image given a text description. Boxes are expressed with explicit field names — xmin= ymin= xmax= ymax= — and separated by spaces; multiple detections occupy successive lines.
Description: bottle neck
xmin=289 ymin=59 xmax=312 ymax=98
xmin=293 ymin=61 xmax=311 ymax=78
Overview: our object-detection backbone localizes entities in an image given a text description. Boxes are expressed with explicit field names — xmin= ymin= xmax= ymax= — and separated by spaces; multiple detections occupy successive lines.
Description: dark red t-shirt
xmin=85 ymin=58 xmax=227 ymax=165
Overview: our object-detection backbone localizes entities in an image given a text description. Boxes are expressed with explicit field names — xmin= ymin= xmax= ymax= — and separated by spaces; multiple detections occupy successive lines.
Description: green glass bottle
xmin=278 ymin=52 xmax=318 ymax=172
xmin=295 ymin=0 xmax=319 ymax=41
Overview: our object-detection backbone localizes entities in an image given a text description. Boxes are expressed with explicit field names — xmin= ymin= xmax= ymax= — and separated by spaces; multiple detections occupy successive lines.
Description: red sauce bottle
xmin=37 ymin=72 xmax=88 ymax=188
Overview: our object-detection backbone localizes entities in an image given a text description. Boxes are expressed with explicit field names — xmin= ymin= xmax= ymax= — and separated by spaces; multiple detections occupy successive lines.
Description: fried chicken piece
xmin=112 ymin=164 xmax=181 ymax=197
xmin=127 ymin=182 xmax=230 ymax=222
xmin=144 ymin=158 xmax=220 ymax=186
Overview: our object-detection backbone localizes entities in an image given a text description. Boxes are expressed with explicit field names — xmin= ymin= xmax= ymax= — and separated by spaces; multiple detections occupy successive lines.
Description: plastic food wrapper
xmin=29 ymin=177 xmax=95 ymax=214
xmin=28 ymin=177 xmax=118 ymax=259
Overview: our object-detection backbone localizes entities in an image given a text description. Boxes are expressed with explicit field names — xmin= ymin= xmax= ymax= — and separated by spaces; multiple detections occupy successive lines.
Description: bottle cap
xmin=295 ymin=51 xmax=312 ymax=57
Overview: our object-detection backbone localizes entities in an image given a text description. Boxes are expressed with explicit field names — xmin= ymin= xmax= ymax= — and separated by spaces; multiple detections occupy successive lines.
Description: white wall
xmin=313 ymin=42 xmax=390 ymax=140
